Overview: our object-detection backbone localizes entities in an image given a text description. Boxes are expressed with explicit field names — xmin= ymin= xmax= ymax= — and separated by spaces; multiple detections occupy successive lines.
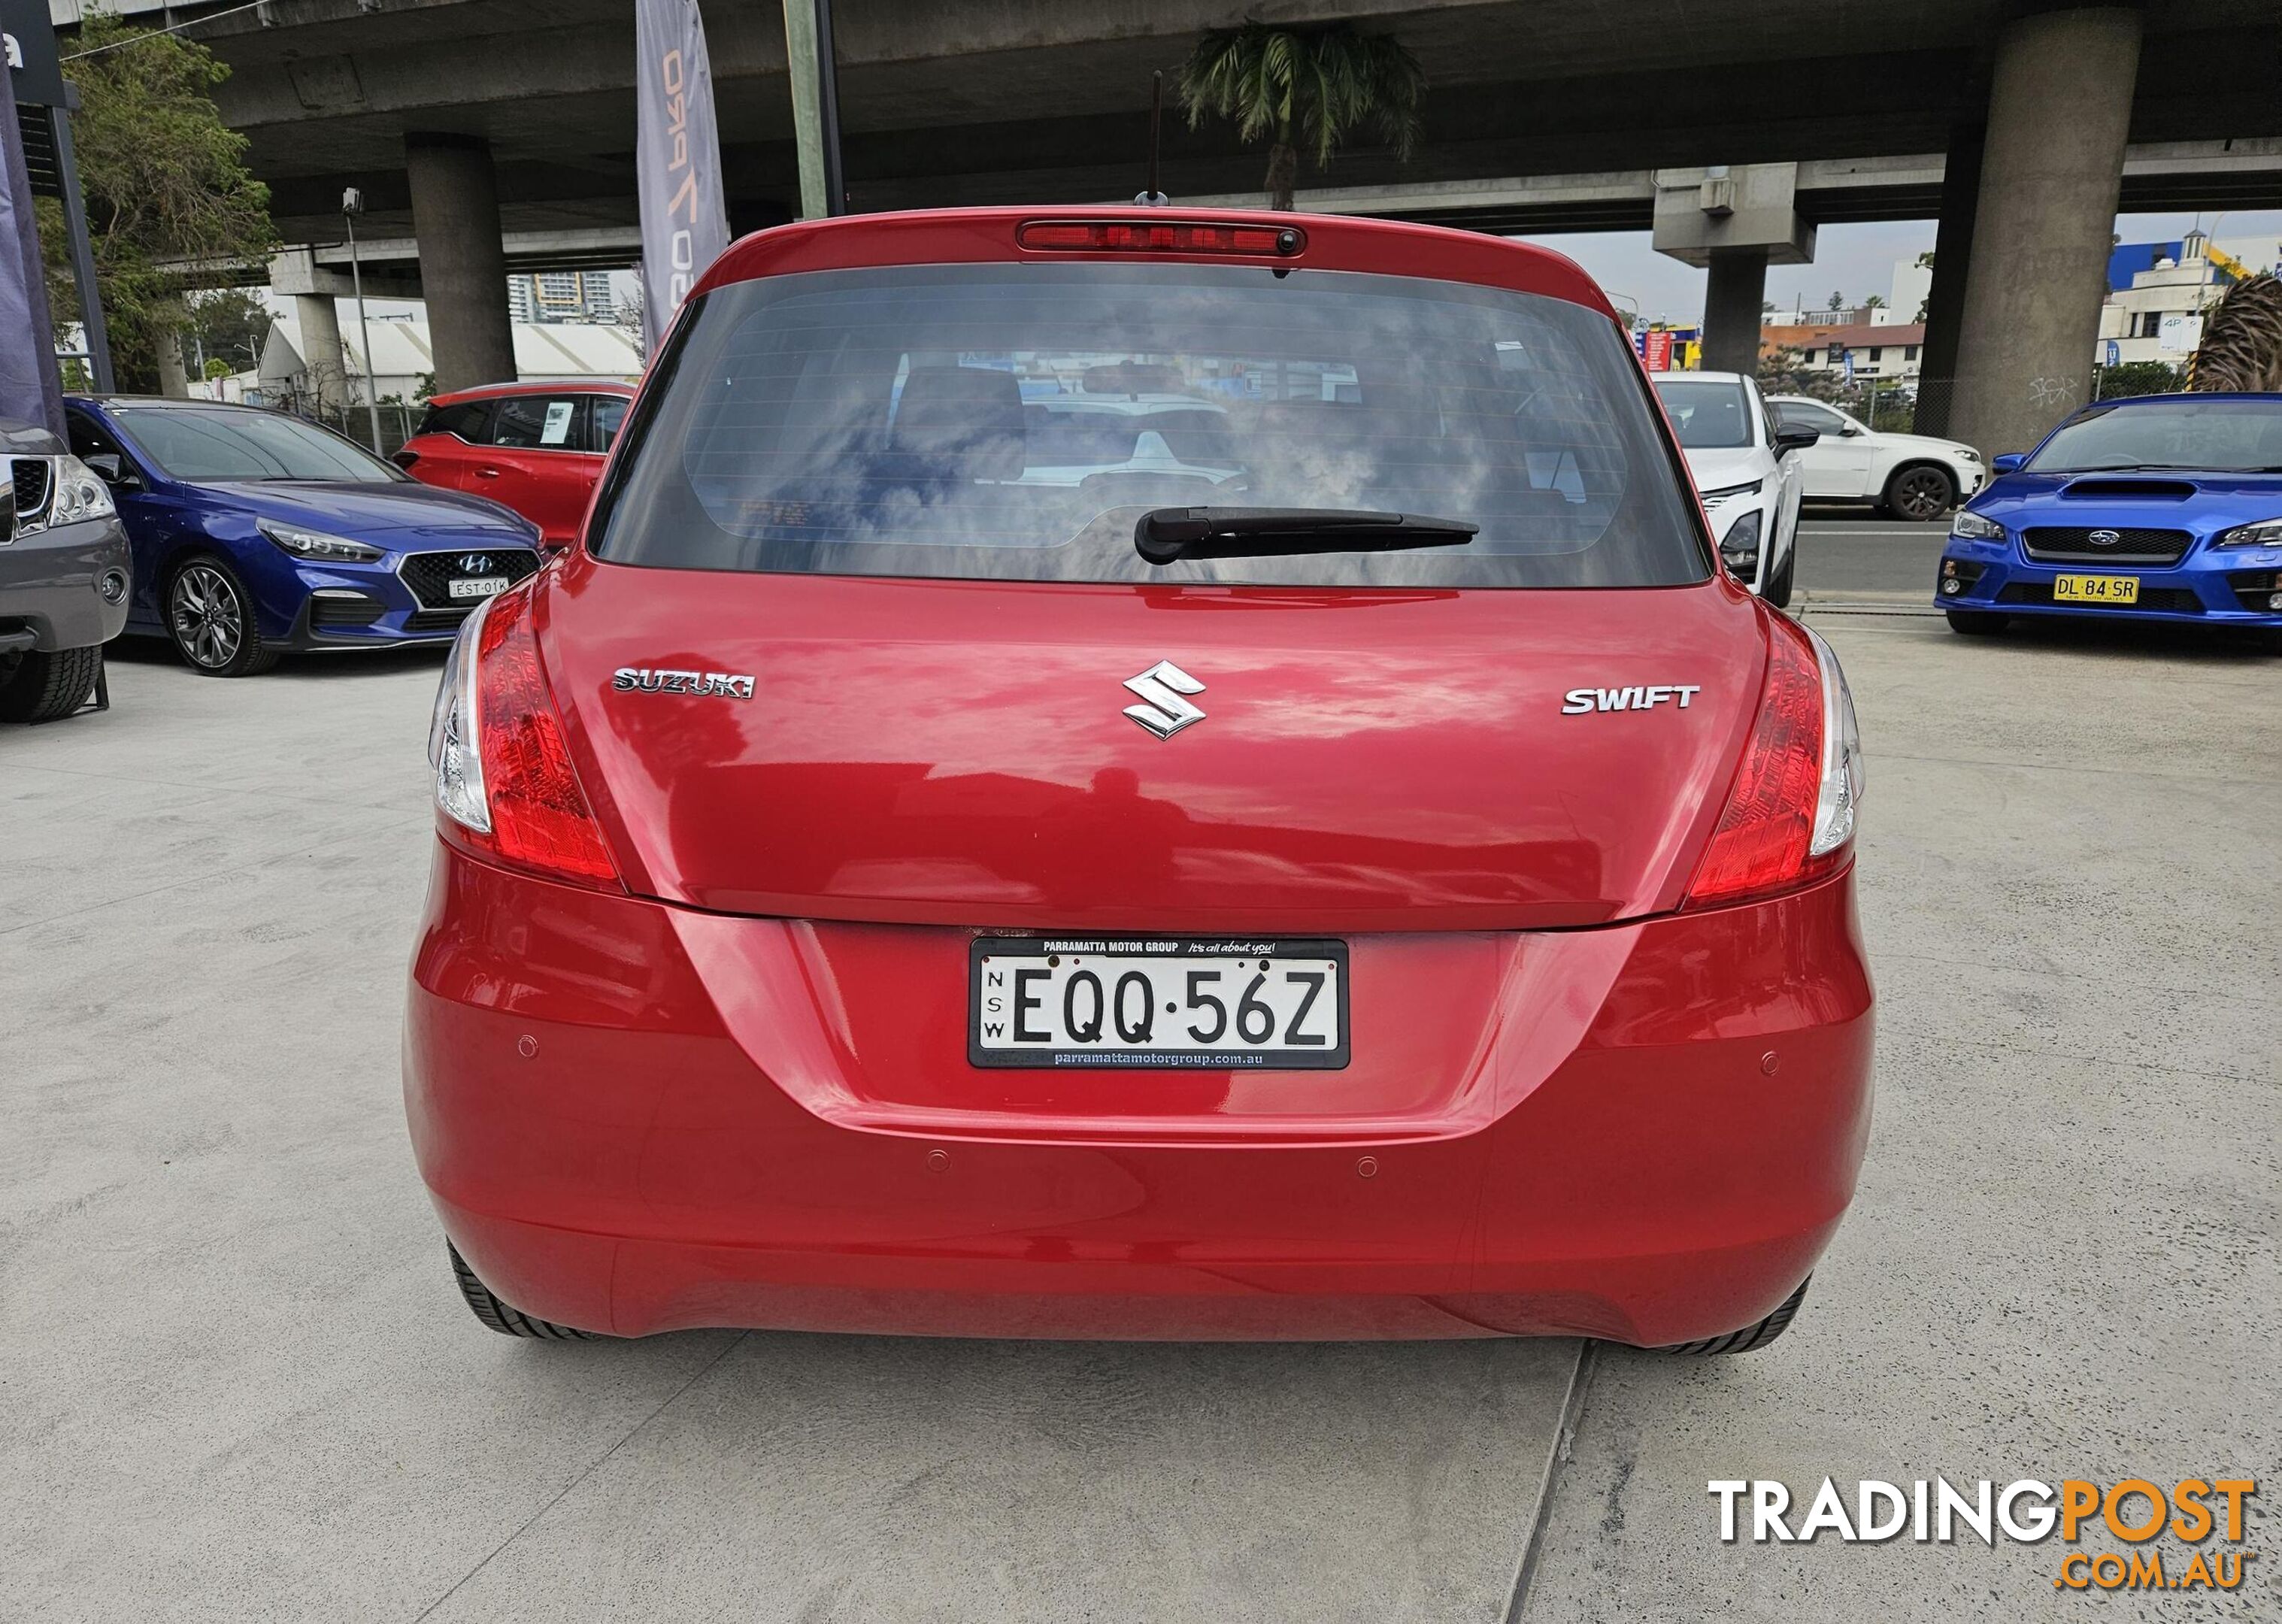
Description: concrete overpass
xmin=50 ymin=0 xmax=2282 ymax=452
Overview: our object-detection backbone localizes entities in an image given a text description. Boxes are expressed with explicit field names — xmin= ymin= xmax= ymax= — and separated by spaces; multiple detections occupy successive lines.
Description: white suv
xmin=1765 ymin=395 xmax=1985 ymax=521
xmin=1651 ymin=371 xmax=1817 ymax=607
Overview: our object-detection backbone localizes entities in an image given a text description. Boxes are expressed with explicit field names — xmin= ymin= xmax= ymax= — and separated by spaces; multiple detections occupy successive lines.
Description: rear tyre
xmin=168 ymin=555 xmax=282 ymax=677
xmin=1881 ymin=463 xmax=1955 ymax=522
xmin=1762 ymin=534 xmax=1796 ymax=609
xmin=449 ymin=1242 xmax=602 ymax=1340
xmin=0 ymin=644 xmax=102 ymax=723
xmin=1662 ymin=1277 xmax=1810 ymax=1356
xmin=1944 ymin=609 xmax=2009 ymax=636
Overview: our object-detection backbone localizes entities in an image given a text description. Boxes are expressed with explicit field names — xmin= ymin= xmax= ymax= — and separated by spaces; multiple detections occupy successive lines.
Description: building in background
xmin=505 ymin=270 xmax=621 ymax=325
xmin=1760 ymin=322 xmax=1926 ymax=385
xmin=240 ymin=308 xmax=641 ymax=408
xmin=2096 ymin=231 xmax=2281 ymax=366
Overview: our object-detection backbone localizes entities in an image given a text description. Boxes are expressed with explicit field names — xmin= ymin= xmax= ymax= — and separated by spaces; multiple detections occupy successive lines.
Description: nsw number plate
xmin=448 ymin=575 xmax=511 ymax=599
xmin=970 ymin=938 xmax=1349 ymax=1069
xmin=2053 ymin=573 xmax=2138 ymax=604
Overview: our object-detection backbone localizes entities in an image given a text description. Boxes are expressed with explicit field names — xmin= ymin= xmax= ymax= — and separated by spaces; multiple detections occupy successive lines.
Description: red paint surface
xmin=407 ymin=844 xmax=1871 ymax=1343
xmin=540 ymin=556 xmax=1771 ymax=931
xmin=404 ymin=210 xmax=1874 ymax=1342
xmin=399 ymin=382 xmax=634 ymax=545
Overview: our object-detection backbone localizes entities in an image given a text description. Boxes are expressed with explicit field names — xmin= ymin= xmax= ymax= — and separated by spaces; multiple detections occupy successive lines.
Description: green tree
xmin=1826 ymin=291 xmax=1845 ymax=311
xmin=180 ymin=288 xmax=271 ymax=380
xmin=1179 ymin=21 xmax=1426 ymax=211
xmin=2096 ymin=359 xmax=2184 ymax=399
xmin=38 ymin=11 xmax=275 ymax=392
xmin=1758 ymin=345 xmax=1847 ymax=403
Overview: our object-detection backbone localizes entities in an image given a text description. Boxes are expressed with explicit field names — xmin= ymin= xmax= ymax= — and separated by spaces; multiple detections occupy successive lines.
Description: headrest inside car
xmin=892 ymin=366 xmax=1026 ymax=483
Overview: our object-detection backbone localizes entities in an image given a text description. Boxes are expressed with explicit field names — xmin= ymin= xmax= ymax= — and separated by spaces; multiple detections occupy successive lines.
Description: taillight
xmin=1016 ymin=220 xmax=1305 ymax=257
xmin=428 ymin=586 xmax=621 ymax=889
xmin=1683 ymin=614 xmax=1862 ymax=909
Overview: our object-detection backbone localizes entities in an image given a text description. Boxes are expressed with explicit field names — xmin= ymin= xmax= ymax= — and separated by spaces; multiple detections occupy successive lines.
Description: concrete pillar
xmin=1652 ymin=163 xmax=1812 ymax=376
xmin=294 ymin=293 xmax=347 ymax=410
xmin=1948 ymin=8 xmax=2141 ymax=455
xmin=1914 ymin=122 xmax=1983 ymax=437
xmin=405 ymin=132 xmax=517 ymax=392
xmin=1701 ymin=248 xmax=1769 ymax=376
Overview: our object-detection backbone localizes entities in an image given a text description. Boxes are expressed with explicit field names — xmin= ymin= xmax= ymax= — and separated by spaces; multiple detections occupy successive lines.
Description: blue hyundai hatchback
xmin=64 ymin=397 xmax=544 ymax=676
xmin=1935 ymin=392 xmax=2282 ymax=650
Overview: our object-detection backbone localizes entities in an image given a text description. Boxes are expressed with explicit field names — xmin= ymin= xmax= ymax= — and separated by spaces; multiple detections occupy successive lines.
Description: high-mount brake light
xmin=1683 ymin=614 xmax=1862 ymax=910
xmin=1017 ymin=220 xmax=1306 ymax=257
xmin=427 ymin=586 xmax=621 ymax=890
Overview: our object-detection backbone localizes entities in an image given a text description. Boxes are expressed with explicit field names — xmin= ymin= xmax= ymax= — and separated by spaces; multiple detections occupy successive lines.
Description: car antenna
xmin=1135 ymin=71 xmax=1171 ymax=206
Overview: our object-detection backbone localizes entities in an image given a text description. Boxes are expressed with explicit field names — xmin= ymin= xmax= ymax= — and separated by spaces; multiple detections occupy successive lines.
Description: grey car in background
xmin=1 ymin=418 xmax=132 ymax=723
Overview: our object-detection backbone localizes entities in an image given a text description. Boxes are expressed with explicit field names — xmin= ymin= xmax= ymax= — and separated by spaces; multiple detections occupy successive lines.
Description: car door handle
xmin=474 ymin=467 xmax=502 ymax=478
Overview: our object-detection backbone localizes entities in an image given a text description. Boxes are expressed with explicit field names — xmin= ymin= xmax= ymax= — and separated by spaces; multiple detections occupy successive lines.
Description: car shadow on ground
xmin=105 ymin=636 xmax=452 ymax=681
xmin=1959 ymin=615 xmax=2275 ymax=663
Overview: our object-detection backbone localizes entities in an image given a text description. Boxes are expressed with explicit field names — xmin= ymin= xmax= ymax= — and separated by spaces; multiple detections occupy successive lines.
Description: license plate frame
xmin=447 ymin=575 xmax=511 ymax=600
xmin=968 ymin=936 xmax=1351 ymax=1070
xmin=2052 ymin=572 xmax=2138 ymax=605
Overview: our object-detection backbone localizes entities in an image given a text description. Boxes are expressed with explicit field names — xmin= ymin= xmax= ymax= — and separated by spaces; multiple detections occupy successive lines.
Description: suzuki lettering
xmin=1122 ymin=659 xmax=1208 ymax=739
xmin=611 ymin=667 xmax=756 ymax=699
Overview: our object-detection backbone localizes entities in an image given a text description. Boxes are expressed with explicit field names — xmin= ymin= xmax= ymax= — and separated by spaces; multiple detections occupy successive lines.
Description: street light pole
xmin=341 ymin=188 xmax=385 ymax=455
xmin=783 ymin=0 xmax=847 ymax=218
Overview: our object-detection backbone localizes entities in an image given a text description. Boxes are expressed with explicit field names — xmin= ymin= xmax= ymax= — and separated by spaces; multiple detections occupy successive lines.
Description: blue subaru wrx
xmin=1935 ymin=392 xmax=2282 ymax=651
xmin=63 ymin=397 xmax=544 ymax=677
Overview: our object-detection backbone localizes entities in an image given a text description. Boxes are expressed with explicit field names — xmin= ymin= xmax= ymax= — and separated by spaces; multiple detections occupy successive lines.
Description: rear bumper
xmin=405 ymin=846 xmax=1875 ymax=1344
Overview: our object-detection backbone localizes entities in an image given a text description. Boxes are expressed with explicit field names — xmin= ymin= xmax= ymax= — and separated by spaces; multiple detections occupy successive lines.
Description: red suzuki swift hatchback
xmin=406 ymin=208 xmax=1872 ymax=1350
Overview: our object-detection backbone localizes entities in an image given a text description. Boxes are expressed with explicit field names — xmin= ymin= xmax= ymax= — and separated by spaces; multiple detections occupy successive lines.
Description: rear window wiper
xmin=1135 ymin=506 xmax=1479 ymax=565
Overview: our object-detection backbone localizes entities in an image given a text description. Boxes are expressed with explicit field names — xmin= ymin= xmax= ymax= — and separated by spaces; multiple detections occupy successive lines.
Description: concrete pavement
xmin=3 ymin=610 xmax=2275 ymax=1621
xmin=0 ymin=644 xmax=1577 ymax=1624
xmin=1793 ymin=512 xmax=1951 ymax=602
xmin=1523 ymin=609 xmax=2280 ymax=1620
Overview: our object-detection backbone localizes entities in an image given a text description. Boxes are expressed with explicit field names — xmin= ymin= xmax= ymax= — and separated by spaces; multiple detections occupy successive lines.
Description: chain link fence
xmin=1761 ymin=373 xmax=1958 ymax=437
xmin=262 ymin=395 xmax=423 ymax=459
xmin=1764 ymin=364 xmax=2188 ymax=444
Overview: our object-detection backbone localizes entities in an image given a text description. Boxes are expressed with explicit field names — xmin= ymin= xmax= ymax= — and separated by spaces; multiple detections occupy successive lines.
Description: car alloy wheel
xmin=1889 ymin=466 xmax=1953 ymax=522
xmin=171 ymin=562 xmax=247 ymax=670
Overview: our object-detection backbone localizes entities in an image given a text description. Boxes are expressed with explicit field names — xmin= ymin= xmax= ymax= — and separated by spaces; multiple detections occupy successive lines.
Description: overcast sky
xmin=1520 ymin=209 xmax=2282 ymax=326
xmin=311 ymin=211 xmax=2282 ymax=343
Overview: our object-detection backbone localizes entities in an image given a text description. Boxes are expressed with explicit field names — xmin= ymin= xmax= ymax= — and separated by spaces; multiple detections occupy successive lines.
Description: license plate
xmin=2053 ymin=573 xmax=2138 ymax=604
xmin=970 ymin=938 xmax=1349 ymax=1069
xmin=447 ymin=576 xmax=511 ymax=600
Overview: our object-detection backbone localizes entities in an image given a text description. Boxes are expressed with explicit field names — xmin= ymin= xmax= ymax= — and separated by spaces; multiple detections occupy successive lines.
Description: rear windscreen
xmin=591 ymin=263 xmax=1709 ymax=588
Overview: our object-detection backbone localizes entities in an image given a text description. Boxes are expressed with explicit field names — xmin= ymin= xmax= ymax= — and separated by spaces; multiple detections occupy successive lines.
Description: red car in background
xmin=395 ymin=380 xmax=635 ymax=547
xmin=406 ymin=208 xmax=1873 ymax=1353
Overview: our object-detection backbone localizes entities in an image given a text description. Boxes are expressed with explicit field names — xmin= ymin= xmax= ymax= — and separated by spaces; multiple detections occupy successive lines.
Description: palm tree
xmin=2188 ymin=272 xmax=2282 ymax=392
xmin=1178 ymin=21 xmax=1426 ymax=211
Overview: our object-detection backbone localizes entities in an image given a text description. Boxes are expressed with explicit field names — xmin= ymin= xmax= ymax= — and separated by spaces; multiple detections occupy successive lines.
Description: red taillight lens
xmin=468 ymin=587 xmax=620 ymax=889
xmin=1017 ymin=220 xmax=1305 ymax=257
xmin=1683 ymin=614 xmax=1841 ymax=908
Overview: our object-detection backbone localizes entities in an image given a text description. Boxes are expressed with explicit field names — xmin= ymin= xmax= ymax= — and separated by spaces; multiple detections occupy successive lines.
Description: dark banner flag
xmin=0 ymin=11 xmax=64 ymax=435
xmin=635 ymin=0 xmax=731 ymax=356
